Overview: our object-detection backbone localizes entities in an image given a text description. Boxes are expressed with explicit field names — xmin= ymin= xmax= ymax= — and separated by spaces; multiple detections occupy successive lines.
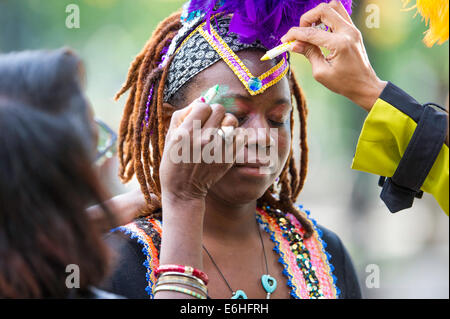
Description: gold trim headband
xmin=197 ymin=22 xmax=289 ymax=95
xmin=163 ymin=16 xmax=289 ymax=101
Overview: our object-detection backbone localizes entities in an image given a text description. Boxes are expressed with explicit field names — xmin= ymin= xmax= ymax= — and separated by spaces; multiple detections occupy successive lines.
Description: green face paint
xmin=201 ymin=84 xmax=237 ymax=113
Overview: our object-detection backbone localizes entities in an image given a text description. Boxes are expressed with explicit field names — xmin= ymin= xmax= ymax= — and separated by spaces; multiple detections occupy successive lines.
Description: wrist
xmin=352 ymin=78 xmax=387 ymax=112
xmin=162 ymin=191 xmax=206 ymax=209
xmin=161 ymin=191 xmax=206 ymax=223
xmin=159 ymin=191 xmax=205 ymax=270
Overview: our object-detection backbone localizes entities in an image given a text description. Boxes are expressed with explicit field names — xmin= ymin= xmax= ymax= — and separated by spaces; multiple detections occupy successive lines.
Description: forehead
xmin=193 ymin=50 xmax=291 ymax=106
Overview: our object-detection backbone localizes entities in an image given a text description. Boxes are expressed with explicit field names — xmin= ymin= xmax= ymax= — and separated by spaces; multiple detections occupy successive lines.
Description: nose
xmin=244 ymin=115 xmax=275 ymax=149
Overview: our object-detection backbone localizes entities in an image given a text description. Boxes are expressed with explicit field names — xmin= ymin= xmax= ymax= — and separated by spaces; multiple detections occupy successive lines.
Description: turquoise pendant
xmin=261 ymin=274 xmax=277 ymax=299
xmin=231 ymin=290 xmax=248 ymax=299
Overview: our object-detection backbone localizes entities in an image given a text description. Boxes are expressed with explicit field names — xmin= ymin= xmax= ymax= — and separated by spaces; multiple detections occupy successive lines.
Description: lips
xmin=233 ymin=151 xmax=274 ymax=174
xmin=234 ymin=161 xmax=269 ymax=168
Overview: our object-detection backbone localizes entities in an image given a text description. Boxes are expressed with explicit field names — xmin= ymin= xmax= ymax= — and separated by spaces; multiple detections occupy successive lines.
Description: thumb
xmin=292 ymin=42 xmax=326 ymax=68
xmin=292 ymin=43 xmax=330 ymax=83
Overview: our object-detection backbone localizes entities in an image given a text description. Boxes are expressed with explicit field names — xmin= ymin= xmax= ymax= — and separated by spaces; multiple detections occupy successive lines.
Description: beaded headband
xmin=163 ymin=15 xmax=288 ymax=102
xmin=197 ymin=21 xmax=289 ymax=95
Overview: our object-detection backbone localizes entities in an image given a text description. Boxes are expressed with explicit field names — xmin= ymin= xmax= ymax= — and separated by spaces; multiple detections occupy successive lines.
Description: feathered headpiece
xmin=159 ymin=0 xmax=353 ymax=98
xmin=185 ymin=0 xmax=353 ymax=49
xmin=402 ymin=0 xmax=449 ymax=47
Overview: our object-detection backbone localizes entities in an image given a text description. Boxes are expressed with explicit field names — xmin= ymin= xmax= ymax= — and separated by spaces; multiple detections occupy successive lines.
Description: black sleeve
xmin=99 ymin=231 xmax=150 ymax=299
xmin=317 ymin=225 xmax=362 ymax=299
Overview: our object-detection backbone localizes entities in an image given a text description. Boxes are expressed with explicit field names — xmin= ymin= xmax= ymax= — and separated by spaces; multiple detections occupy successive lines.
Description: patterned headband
xmin=163 ymin=15 xmax=289 ymax=102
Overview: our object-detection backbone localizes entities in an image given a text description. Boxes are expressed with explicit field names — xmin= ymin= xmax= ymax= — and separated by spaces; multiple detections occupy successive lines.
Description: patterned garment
xmin=114 ymin=205 xmax=340 ymax=299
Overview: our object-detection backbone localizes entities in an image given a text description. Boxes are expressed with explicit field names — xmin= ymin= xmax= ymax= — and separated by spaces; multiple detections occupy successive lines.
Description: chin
xmin=209 ymin=169 xmax=275 ymax=204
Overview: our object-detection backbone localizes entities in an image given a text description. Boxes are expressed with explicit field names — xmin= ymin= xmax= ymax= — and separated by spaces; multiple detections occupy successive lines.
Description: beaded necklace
xmin=202 ymin=222 xmax=277 ymax=299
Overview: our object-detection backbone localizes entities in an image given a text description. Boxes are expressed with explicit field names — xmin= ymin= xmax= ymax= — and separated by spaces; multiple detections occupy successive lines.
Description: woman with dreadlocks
xmin=103 ymin=0 xmax=362 ymax=299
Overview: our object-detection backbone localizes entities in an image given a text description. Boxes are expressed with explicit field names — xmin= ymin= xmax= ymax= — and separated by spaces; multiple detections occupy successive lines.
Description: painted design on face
xmin=201 ymin=84 xmax=238 ymax=112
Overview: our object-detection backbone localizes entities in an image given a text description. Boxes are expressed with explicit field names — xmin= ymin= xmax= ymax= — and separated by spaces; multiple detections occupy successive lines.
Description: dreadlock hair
xmin=115 ymin=12 xmax=314 ymax=238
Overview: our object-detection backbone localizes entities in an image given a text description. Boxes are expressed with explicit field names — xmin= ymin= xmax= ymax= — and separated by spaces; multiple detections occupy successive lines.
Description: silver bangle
xmin=158 ymin=271 xmax=207 ymax=286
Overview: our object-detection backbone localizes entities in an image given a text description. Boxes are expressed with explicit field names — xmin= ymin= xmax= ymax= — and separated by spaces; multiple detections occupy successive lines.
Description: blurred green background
xmin=0 ymin=0 xmax=448 ymax=298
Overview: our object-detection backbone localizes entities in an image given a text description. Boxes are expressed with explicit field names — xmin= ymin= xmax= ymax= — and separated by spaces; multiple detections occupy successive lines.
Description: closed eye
xmin=236 ymin=115 xmax=249 ymax=126
xmin=268 ymin=119 xmax=286 ymax=127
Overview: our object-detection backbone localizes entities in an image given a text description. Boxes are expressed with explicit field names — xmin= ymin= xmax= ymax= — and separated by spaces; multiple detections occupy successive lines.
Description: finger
xmin=282 ymin=26 xmax=337 ymax=50
xmin=168 ymin=96 xmax=209 ymax=132
xmin=202 ymin=104 xmax=226 ymax=130
xmin=168 ymin=104 xmax=193 ymax=132
xmin=178 ymin=99 xmax=212 ymax=131
xmin=220 ymin=113 xmax=239 ymax=128
xmin=200 ymin=104 xmax=226 ymax=144
xmin=329 ymin=0 xmax=353 ymax=25
xmin=291 ymin=41 xmax=327 ymax=66
xmin=300 ymin=3 xmax=350 ymax=32
xmin=209 ymin=112 xmax=239 ymax=147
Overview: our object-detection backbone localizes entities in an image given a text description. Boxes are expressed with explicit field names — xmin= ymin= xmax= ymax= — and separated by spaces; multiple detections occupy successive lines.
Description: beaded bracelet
xmin=153 ymin=284 xmax=207 ymax=299
xmin=156 ymin=277 xmax=208 ymax=296
xmin=155 ymin=264 xmax=209 ymax=285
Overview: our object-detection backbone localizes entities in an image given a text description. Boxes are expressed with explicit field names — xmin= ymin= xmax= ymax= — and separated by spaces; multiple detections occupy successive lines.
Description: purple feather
xmin=187 ymin=0 xmax=352 ymax=49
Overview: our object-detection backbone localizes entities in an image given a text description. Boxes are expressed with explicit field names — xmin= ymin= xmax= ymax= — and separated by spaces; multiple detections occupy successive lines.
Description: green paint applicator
xmin=202 ymin=84 xmax=237 ymax=113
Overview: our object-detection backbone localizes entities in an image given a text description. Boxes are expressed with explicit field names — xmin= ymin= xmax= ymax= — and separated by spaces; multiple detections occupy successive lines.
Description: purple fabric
xmin=188 ymin=0 xmax=353 ymax=49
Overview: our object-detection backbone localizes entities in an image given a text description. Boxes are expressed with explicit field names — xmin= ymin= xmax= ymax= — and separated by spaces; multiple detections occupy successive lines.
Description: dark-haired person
xmin=103 ymin=2 xmax=362 ymax=299
xmin=0 ymin=48 xmax=146 ymax=232
xmin=0 ymin=101 xmax=118 ymax=298
xmin=0 ymin=48 xmax=132 ymax=298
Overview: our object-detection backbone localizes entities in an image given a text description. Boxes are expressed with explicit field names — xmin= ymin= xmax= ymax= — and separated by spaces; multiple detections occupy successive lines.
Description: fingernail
xmin=211 ymin=103 xmax=223 ymax=112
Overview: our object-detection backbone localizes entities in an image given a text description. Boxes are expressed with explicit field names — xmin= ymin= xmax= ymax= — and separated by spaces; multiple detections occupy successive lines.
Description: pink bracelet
xmin=155 ymin=264 xmax=209 ymax=285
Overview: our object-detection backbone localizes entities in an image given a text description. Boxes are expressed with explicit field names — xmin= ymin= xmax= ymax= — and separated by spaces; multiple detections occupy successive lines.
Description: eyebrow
xmin=224 ymin=93 xmax=291 ymax=106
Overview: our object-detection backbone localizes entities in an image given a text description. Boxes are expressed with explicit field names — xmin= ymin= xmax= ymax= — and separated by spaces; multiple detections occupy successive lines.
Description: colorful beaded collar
xmin=173 ymin=20 xmax=289 ymax=96
xmin=115 ymin=205 xmax=340 ymax=299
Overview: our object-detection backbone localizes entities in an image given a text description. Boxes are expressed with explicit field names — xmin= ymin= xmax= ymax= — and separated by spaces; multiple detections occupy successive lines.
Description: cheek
xmin=273 ymin=126 xmax=291 ymax=162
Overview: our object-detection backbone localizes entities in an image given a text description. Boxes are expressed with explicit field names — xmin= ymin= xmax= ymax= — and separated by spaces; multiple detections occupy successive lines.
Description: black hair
xmin=0 ymin=47 xmax=95 ymax=154
xmin=0 ymin=49 xmax=113 ymax=298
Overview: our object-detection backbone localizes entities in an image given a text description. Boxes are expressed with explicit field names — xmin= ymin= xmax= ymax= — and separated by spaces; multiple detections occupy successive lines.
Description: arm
xmin=352 ymin=83 xmax=449 ymax=215
xmin=156 ymin=98 xmax=242 ymax=298
xmin=86 ymin=189 xmax=146 ymax=232
xmin=282 ymin=0 xmax=449 ymax=214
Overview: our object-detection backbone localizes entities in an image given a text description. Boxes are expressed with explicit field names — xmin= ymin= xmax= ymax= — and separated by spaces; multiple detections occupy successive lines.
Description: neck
xmin=203 ymin=192 xmax=259 ymax=245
